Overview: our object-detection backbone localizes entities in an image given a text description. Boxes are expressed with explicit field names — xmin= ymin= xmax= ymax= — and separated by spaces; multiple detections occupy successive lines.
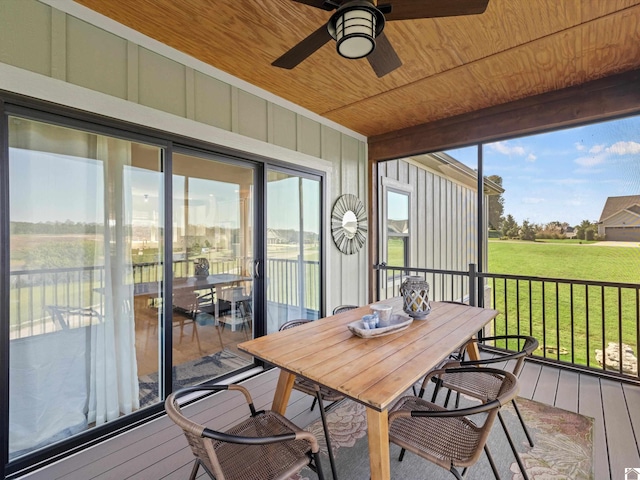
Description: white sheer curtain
xmin=8 ymin=120 xmax=140 ymax=457
xmin=88 ymin=136 xmax=139 ymax=425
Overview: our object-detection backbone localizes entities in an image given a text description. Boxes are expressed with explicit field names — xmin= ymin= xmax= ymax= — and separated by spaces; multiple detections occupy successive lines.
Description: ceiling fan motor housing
xmin=327 ymin=0 xmax=385 ymax=59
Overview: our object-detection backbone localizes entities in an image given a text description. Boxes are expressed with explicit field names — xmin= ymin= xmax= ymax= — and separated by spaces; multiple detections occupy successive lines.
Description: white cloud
xmin=489 ymin=141 xmax=526 ymax=156
xmin=526 ymin=153 xmax=537 ymax=162
xmin=522 ymin=197 xmax=545 ymax=204
xmin=575 ymin=143 xmax=586 ymax=151
xmin=574 ymin=140 xmax=640 ymax=169
xmin=574 ymin=154 xmax=606 ymax=167
xmin=607 ymin=141 xmax=640 ymax=155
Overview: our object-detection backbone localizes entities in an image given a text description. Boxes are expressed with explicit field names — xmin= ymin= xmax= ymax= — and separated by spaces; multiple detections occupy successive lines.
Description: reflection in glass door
xmin=171 ymin=153 xmax=254 ymax=389
xmin=266 ymin=170 xmax=321 ymax=333
xmin=7 ymin=117 xmax=163 ymax=458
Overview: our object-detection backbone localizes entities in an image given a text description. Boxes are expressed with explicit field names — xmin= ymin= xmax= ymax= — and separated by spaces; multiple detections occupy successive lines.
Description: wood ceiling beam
xmin=368 ymin=68 xmax=640 ymax=163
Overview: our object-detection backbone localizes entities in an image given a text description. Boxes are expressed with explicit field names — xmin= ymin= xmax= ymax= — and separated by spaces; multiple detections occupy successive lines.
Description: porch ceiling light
xmin=327 ymin=1 xmax=385 ymax=60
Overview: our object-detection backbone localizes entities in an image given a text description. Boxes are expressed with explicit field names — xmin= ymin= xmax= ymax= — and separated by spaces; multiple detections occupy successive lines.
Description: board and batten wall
xmin=377 ymin=156 xmax=485 ymax=302
xmin=0 ymin=0 xmax=368 ymax=311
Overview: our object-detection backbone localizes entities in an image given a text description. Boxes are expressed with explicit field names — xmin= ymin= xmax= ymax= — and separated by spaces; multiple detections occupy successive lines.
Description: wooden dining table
xmin=238 ymin=297 xmax=499 ymax=480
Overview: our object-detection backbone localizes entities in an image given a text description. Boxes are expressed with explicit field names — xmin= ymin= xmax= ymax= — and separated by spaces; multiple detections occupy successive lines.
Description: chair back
xmin=467 ymin=335 xmax=539 ymax=376
xmin=464 ymin=368 xmax=519 ymax=463
xmin=332 ymin=305 xmax=358 ymax=315
xmin=47 ymin=305 xmax=101 ymax=330
xmin=165 ymin=386 xmax=224 ymax=479
xmin=165 ymin=384 xmax=324 ymax=480
xmin=279 ymin=319 xmax=312 ymax=331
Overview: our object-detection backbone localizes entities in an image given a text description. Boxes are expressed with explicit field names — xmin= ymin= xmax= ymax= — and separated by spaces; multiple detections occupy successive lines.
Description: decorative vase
xmin=194 ymin=257 xmax=210 ymax=277
xmin=400 ymin=275 xmax=431 ymax=318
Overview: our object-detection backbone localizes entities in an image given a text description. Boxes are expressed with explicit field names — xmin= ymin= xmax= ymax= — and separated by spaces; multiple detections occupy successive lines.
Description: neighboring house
xmin=598 ymin=195 xmax=640 ymax=241
xmin=266 ymin=228 xmax=285 ymax=245
xmin=377 ymin=152 xmax=503 ymax=302
xmin=565 ymin=226 xmax=577 ymax=239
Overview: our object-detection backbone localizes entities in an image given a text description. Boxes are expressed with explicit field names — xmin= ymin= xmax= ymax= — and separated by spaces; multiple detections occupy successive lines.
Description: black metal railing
xmin=9 ymin=256 xmax=321 ymax=338
xmin=376 ymin=263 xmax=640 ymax=383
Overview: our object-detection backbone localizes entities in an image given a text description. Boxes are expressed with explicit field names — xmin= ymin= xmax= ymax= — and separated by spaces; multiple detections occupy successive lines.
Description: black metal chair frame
xmin=424 ymin=334 xmax=539 ymax=480
xmin=390 ymin=367 xmax=519 ymax=480
xmin=279 ymin=319 xmax=341 ymax=480
xmin=165 ymin=384 xmax=325 ymax=480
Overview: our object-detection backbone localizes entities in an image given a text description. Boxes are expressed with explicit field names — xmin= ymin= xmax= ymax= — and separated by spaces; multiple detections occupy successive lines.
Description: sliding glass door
xmin=7 ymin=116 xmax=163 ymax=459
xmin=265 ymin=169 xmax=322 ymax=333
xmin=3 ymin=109 xmax=324 ymax=470
xmin=168 ymin=152 xmax=254 ymax=391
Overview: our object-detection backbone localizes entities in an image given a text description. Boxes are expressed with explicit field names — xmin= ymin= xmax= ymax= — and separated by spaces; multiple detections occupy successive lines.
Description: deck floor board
xmin=17 ymin=361 xmax=639 ymax=480
xmin=600 ymin=378 xmax=640 ymax=480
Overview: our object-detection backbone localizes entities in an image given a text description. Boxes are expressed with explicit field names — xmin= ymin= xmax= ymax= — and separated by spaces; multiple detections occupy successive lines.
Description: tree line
xmin=11 ymin=220 xmax=104 ymax=235
xmin=487 ymin=175 xmax=600 ymax=241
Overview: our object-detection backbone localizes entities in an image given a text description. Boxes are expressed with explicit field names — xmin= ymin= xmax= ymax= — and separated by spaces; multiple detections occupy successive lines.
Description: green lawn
xmin=487 ymin=240 xmax=640 ymax=371
xmin=387 ymin=237 xmax=406 ymax=267
xmin=489 ymin=240 xmax=640 ymax=284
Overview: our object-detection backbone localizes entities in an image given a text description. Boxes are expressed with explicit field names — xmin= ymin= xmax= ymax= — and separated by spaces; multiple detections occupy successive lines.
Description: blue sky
xmin=10 ymin=115 xmax=640 ymax=230
xmin=446 ymin=114 xmax=640 ymax=226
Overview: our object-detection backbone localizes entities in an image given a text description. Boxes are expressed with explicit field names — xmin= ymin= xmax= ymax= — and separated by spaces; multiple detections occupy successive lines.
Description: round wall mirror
xmin=331 ymin=194 xmax=367 ymax=254
xmin=342 ymin=210 xmax=358 ymax=239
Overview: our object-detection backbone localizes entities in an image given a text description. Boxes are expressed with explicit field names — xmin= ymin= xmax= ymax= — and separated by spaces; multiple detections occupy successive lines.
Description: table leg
xmin=465 ymin=336 xmax=482 ymax=361
xmin=272 ymin=369 xmax=295 ymax=415
xmin=366 ymin=407 xmax=391 ymax=480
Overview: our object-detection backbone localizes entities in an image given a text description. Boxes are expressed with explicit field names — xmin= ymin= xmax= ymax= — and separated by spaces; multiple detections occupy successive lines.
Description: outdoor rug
xmin=290 ymin=395 xmax=594 ymax=480
xmin=138 ymin=348 xmax=252 ymax=407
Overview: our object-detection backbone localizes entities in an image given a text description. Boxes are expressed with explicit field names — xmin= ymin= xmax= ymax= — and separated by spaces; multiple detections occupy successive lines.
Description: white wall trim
xmin=0 ymin=63 xmax=333 ymax=174
xmin=40 ymin=0 xmax=367 ymax=143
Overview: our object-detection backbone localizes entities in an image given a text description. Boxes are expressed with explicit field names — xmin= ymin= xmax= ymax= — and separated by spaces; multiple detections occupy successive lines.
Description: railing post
xmin=469 ymin=263 xmax=477 ymax=307
xmin=373 ymin=263 xmax=382 ymax=302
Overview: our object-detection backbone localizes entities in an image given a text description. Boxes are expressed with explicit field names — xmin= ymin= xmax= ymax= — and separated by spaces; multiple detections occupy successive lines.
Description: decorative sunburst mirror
xmin=331 ymin=194 xmax=367 ymax=254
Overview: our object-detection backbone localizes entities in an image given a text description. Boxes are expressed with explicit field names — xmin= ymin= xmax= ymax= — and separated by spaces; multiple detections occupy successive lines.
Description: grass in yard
xmin=387 ymin=237 xmax=406 ymax=267
xmin=487 ymin=240 xmax=640 ymax=372
xmin=489 ymin=240 xmax=640 ymax=284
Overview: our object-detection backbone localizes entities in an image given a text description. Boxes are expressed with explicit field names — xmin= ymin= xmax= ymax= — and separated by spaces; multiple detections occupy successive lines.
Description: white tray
xmin=348 ymin=314 xmax=413 ymax=338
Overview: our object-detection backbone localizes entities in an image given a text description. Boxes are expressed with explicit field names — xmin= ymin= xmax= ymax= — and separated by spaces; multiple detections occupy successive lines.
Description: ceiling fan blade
xmin=292 ymin=0 xmax=339 ymax=11
xmin=385 ymin=0 xmax=490 ymax=21
xmin=367 ymin=32 xmax=402 ymax=77
xmin=272 ymin=25 xmax=332 ymax=69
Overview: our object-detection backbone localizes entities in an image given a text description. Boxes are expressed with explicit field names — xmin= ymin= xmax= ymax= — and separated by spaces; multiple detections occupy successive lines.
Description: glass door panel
xmin=8 ymin=116 xmax=163 ymax=458
xmin=171 ymin=153 xmax=254 ymax=388
xmin=266 ymin=170 xmax=321 ymax=333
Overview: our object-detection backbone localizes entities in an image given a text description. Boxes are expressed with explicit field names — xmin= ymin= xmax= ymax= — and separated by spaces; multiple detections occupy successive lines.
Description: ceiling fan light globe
xmin=337 ymin=32 xmax=375 ymax=59
xmin=335 ymin=8 xmax=376 ymax=59
xmin=328 ymin=2 xmax=384 ymax=60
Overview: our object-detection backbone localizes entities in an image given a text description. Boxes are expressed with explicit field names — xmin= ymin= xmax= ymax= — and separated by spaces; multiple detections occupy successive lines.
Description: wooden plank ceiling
xmin=74 ymin=0 xmax=640 ymax=142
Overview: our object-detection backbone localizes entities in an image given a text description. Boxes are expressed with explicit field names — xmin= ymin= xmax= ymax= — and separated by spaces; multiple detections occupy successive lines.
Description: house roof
xmin=408 ymin=152 xmax=505 ymax=195
xmin=71 ymin=0 xmax=640 ymax=159
xmin=599 ymin=195 xmax=640 ymax=222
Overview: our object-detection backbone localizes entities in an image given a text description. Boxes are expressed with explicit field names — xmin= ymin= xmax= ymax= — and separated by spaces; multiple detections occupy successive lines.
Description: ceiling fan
xmin=272 ymin=0 xmax=490 ymax=77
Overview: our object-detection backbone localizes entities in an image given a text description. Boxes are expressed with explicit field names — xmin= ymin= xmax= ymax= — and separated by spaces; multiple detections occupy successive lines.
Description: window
xmin=266 ymin=169 xmax=322 ymax=331
xmin=387 ymin=190 xmax=409 ymax=268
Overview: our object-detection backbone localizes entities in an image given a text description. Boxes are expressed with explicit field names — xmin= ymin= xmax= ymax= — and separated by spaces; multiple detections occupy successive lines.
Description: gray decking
xmin=18 ymin=360 xmax=640 ymax=480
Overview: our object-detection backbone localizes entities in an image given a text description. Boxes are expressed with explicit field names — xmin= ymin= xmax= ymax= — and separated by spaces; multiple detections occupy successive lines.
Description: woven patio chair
xmin=47 ymin=305 xmax=102 ymax=330
xmin=165 ymin=384 xmax=325 ymax=480
xmin=422 ymin=334 xmax=539 ymax=480
xmin=332 ymin=305 xmax=358 ymax=315
xmin=279 ymin=319 xmax=341 ymax=479
xmin=389 ymin=367 xmax=519 ymax=480
xmin=172 ymin=290 xmax=203 ymax=354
